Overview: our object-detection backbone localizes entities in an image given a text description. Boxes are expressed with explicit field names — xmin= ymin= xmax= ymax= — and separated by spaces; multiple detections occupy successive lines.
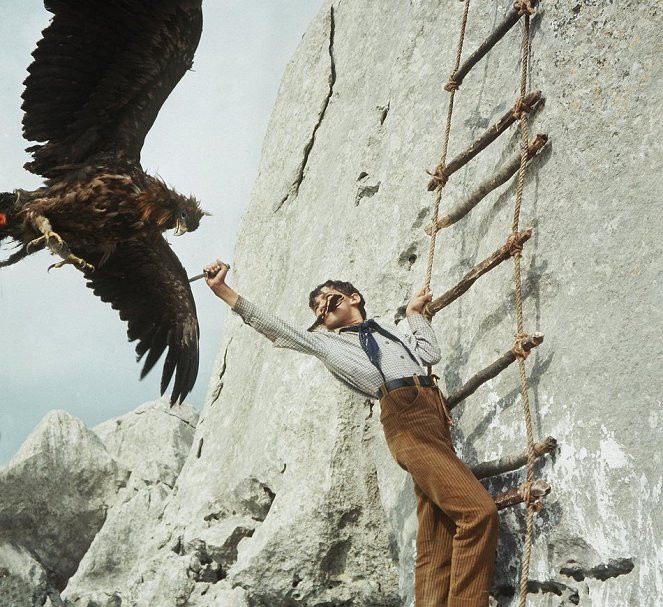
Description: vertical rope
xmin=511 ymin=14 xmax=536 ymax=607
xmin=421 ymin=1 xmax=542 ymax=603
xmin=423 ymin=0 xmax=472 ymax=292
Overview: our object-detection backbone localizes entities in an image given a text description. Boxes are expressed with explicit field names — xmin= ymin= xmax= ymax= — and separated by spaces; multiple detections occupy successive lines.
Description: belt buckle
xmin=414 ymin=374 xmax=435 ymax=388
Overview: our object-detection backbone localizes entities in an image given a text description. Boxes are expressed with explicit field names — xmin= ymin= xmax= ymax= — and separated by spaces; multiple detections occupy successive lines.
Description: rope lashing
xmin=511 ymin=332 xmax=532 ymax=360
xmin=506 ymin=230 xmax=526 ymax=257
xmin=517 ymin=481 xmax=544 ymax=511
xmin=514 ymin=0 xmax=535 ymax=16
xmin=426 ymin=164 xmax=449 ymax=191
xmin=444 ymin=77 xmax=460 ymax=92
xmin=513 ymin=95 xmax=534 ymax=120
xmin=519 ymin=480 xmax=532 ymax=503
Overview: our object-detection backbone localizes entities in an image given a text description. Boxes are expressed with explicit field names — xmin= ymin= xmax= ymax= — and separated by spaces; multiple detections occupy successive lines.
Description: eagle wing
xmin=83 ymin=238 xmax=199 ymax=405
xmin=22 ymin=0 xmax=203 ymax=178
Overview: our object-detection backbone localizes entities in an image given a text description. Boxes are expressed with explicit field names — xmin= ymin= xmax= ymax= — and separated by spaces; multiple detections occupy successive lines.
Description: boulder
xmin=0 ymin=542 xmax=53 ymax=607
xmin=0 ymin=410 xmax=125 ymax=590
xmin=63 ymin=485 xmax=172 ymax=607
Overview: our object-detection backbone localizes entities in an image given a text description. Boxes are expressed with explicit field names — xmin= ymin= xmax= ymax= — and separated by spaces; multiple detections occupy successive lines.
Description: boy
xmin=204 ymin=260 xmax=497 ymax=607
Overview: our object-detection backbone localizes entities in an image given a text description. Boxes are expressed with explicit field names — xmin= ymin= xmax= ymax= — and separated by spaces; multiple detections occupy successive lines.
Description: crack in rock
xmin=378 ymin=102 xmax=390 ymax=125
xmin=164 ymin=410 xmax=197 ymax=429
xmin=397 ymin=243 xmax=419 ymax=270
xmin=210 ymin=338 xmax=233 ymax=405
xmin=275 ymin=5 xmax=337 ymax=212
xmin=320 ymin=537 xmax=352 ymax=579
xmin=133 ymin=408 xmax=196 ymax=429
xmin=294 ymin=4 xmax=336 ymax=195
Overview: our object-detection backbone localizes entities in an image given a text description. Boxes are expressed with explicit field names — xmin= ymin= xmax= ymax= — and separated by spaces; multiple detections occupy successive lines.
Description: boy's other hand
xmin=406 ymin=288 xmax=433 ymax=316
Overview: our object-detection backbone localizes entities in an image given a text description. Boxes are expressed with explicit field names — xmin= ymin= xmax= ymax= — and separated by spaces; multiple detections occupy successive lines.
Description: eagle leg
xmin=27 ymin=214 xmax=95 ymax=273
xmin=26 ymin=215 xmax=64 ymax=252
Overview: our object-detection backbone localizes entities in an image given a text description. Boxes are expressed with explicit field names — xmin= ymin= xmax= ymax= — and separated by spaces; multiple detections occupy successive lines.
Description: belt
xmin=378 ymin=375 xmax=437 ymax=399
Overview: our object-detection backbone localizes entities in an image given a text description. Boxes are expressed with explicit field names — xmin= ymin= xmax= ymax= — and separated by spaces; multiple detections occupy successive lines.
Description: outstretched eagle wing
xmin=83 ymin=238 xmax=199 ymax=405
xmin=22 ymin=0 xmax=203 ymax=178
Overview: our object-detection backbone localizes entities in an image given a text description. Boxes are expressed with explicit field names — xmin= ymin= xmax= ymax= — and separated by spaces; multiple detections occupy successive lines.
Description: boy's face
xmin=312 ymin=287 xmax=362 ymax=331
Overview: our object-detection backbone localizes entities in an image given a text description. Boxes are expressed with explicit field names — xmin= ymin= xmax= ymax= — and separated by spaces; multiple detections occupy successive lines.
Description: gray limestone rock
xmin=93 ymin=398 xmax=199 ymax=489
xmin=0 ymin=411 xmax=124 ymax=591
xmin=0 ymin=400 xmax=199 ymax=606
xmin=203 ymin=1 xmax=660 ymax=605
xmin=63 ymin=484 xmax=172 ymax=607
xmin=0 ymin=542 xmax=53 ymax=607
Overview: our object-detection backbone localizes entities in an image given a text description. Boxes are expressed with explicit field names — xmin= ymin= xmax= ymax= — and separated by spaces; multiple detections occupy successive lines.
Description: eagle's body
xmin=0 ymin=0 xmax=207 ymax=404
xmin=8 ymin=161 xmax=201 ymax=258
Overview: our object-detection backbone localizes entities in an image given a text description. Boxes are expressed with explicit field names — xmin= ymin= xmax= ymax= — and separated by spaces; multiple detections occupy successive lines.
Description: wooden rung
xmin=427 ymin=229 xmax=532 ymax=317
xmin=494 ymin=479 xmax=550 ymax=511
xmin=446 ymin=0 xmax=540 ymax=92
xmin=427 ymin=91 xmax=542 ymax=191
xmin=426 ymin=134 xmax=548 ymax=233
xmin=447 ymin=333 xmax=544 ymax=409
xmin=471 ymin=436 xmax=557 ymax=480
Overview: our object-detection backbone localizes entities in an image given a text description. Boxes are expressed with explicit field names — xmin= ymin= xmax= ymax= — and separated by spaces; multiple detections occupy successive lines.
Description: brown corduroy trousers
xmin=379 ymin=378 xmax=498 ymax=607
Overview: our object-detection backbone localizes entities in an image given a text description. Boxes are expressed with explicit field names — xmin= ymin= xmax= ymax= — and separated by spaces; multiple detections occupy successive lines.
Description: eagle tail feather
xmin=161 ymin=352 xmax=177 ymax=402
xmin=139 ymin=326 xmax=169 ymax=379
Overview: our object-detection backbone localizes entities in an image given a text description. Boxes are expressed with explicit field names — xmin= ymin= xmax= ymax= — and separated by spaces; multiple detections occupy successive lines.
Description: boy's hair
xmin=308 ymin=280 xmax=367 ymax=320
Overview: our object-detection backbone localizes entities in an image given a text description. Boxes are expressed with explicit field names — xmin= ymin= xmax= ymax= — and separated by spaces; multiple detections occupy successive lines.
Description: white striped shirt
xmin=233 ymin=296 xmax=441 ymax=398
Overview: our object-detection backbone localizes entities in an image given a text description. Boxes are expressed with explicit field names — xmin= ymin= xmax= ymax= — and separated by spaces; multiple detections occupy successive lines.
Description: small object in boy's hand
xmin=188 ymin=264 xmax=230 ymax=283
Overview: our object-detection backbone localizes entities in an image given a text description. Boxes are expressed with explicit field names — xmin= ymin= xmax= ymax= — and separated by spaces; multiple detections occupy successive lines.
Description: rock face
xmin=0 ymin=542 xmax=53 ymax=607
xmin=5 ymin=1 xmax=663 ymax=606
xmin=93 ymin=399 xmax=199 ymax=490
xmin=61 ymin=400 xmax=199 ymax=606
xmin=0 ymin=400 xmax=198 ymax=607
xmin=0 ymin=410 xmax=125 ymax=591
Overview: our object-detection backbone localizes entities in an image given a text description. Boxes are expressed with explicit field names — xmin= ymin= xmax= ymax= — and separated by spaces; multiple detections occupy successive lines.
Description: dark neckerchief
xmin=339 ymin=319 xmax=419 ymax=381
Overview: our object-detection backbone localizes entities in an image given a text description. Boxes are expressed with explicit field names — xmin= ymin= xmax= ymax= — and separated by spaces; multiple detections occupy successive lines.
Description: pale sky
xmin=0 ymin=1 xmax=324 ymax=465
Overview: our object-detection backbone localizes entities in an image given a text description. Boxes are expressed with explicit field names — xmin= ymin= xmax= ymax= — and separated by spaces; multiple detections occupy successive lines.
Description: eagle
xmin=0 ymin=0 xmax=207 ymax=405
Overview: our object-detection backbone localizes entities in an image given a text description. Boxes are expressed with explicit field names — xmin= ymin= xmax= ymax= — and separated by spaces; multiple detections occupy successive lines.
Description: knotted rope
xmin=423 ymin=0 xmax=472 ymax=292
xmin=514 ymin=0 xmax=535 ymax=17
xmin=421 ymin=4 xmax=542 ymax=603
xmin=510 ymin=13 xmax=538 ymax=607
xmin=512 ymin=332 xmax=532 ymax=360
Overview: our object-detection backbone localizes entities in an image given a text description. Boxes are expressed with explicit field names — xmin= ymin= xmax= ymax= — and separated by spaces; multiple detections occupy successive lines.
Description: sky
xmin=0 ymin=1 xmax=324 ymax=465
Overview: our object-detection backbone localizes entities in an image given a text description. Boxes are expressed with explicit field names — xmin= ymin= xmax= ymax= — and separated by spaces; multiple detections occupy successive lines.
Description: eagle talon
xmin=48 ymin=254 xmax=95 ymax=273
xmin=26 ymin=234 xmax=46 ymax=252
xmin=27 ymin=229 xmax=65 ymax=253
